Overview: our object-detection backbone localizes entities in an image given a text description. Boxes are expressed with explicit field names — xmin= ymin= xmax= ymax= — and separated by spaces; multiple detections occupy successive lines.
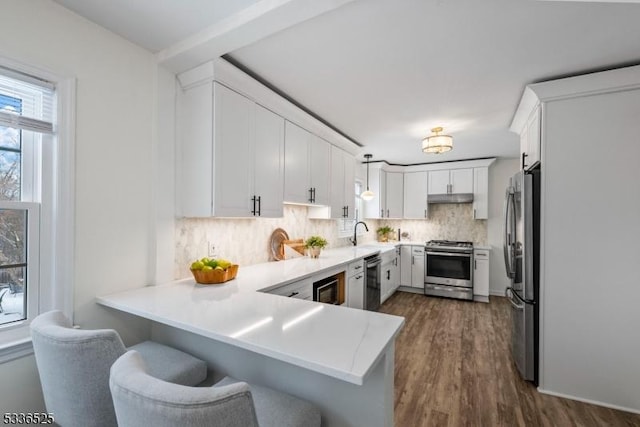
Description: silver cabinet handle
xmin=424 ymin=209 xmax=427 ymax=218
xmin=473 ymin=208 xmax=476 ymax=219
xmin=354 ymin=265 xmax=362 ymax=270
xmin=355 ymin=275 xmax=363 ymax=279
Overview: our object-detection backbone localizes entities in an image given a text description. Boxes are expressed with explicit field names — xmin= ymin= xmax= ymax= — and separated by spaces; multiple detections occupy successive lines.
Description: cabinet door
xmin=403 ymin=171 xmax=428 ymax=219
xmin=428 ymin=170 xmax=450 ymax=194
xmin=254 ymin=104 xmax=284 ymax=217
xmin=309 ymin=135 xmax=330 ymax=205
xmin=363 ymin=167 xmax=384 ymax=219
xmin=473 ymin=250 xmax=490 ymax=298
xmin=381 ymin=262 xmax=393 ymax=304
xmin=385 ymin=172 xmax=404 ymax=218
xmin=347 ymin=273 xmax=365 ymax=309
xmin=411 ymin=246 xmax=425 ymax=288
xmin=379 ymin=170 xmax=388 ymax=217
xmin=519 ymin=126 xmax=528 ymax=170
xmin=450 ymin=168 xmax=473 ymax=194
xmin=213 ymin=82 xmax=254 ymax=217
xmin=400 ymin=245 xmax=412 ymax=286
xmin=344 ymin=153 xmax=356 ymax=219
xmin=526 ymin=105 xmax=541 ymax=168
xmin=284 ymin=121 xmax=310 ymax=204
xmin=329 ymin=146 xmax=346 ymax=218
xmin=472 ymin=167 xmax=488 ymax=220
xmin=390 ymin=251 xmax=400 ymax=291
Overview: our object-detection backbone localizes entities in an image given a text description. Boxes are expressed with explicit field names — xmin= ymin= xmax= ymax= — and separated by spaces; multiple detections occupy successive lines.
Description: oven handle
xmin=425 ymin=251 xmax=472 ymax=257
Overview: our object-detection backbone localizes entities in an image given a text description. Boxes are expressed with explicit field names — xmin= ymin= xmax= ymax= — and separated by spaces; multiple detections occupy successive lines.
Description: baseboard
xmin=473 ymin=295 xmax=489 ymax=303
xmin=490 ymin=289 xmax=506 ymax=297
xmin=537 ymin=388 xmax=640 ymax=415
xmin=397 ymin=286 xmax=424 ymax=295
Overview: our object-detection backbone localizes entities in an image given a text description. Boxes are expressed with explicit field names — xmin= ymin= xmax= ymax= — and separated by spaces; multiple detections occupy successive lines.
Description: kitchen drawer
xmin=347 ymin=260 xmax=364 ymax=277
xmin=474 ymin=249 xmax=489 ymax=259
xmin=267 ymin=278 xmax=313 ymax=300
xmin=412 ymin=247 xmax=425 ymax=255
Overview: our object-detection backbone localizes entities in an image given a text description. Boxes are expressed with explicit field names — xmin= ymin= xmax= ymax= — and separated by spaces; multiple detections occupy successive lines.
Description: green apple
xmin=191 ymin=261 xmax=204 ymax=271
xmin=201 ymin=265 xmax=213 ymax=271
xmin=214 ymin=266 xmax=224 ymax=271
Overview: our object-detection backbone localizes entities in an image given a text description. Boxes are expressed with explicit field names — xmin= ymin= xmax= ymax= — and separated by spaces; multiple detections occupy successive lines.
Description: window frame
xmin=0 ymin=56 xmax=75 ymax=363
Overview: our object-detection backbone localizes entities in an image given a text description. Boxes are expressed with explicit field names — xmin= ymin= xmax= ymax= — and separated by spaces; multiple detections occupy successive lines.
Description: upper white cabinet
xmin=329 ymin=146 xmax=356 ymax=219
xmin=403 ymin=171 xmax=428 ymax=219
xmin=284 ymin=121 xmax=331 ymax=205
xmin=472 ymin=167 xmax=488 ymax=220
xmin=177 ymin=81 xmax=284 ymax=217
xmin=428 ymin=168 xmax=473 ymax=195
xmin=520 ymin=104 xmax=541 ymax=170
xmin=364 ymin=168 xmax=403 ymax=219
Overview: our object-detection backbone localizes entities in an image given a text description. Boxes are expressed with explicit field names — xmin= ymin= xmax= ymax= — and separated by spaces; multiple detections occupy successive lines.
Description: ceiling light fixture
xmin=422 ymin=127 xmax=453 ymax=154
xmin=361 ymin=154 xmax=374 ymax=201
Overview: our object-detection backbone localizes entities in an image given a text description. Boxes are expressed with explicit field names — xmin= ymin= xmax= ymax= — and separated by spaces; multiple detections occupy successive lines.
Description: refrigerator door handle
xmin=505 ymin=287 xmax=524 ymax=309
xmin=503 ymin=188 xmax=515 ymax=278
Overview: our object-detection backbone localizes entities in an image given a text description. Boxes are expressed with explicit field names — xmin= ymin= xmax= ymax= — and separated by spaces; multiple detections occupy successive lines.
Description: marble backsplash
xmin=174 ymin=203 xmax=486 ymax=279
xmin=174 ymin=205 xmax=378 ymax=279
xmin=380 ymin=204 xmax=487 ymax=244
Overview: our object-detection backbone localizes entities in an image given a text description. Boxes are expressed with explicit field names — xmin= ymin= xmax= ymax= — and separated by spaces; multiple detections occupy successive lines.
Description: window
xmin=0 ymin=61 xmax=74 ymax=360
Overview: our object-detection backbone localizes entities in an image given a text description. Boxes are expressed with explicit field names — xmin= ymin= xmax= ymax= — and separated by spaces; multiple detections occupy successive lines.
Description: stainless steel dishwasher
xmin=364 ymin=253 xmax=381 ymax=311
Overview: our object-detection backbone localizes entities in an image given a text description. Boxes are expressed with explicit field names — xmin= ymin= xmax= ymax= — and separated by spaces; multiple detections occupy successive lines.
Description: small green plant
xmin=377 ymin=225 xmax=393 ymax=235
xmin=305 ymin=235 xmax=328 ymax=248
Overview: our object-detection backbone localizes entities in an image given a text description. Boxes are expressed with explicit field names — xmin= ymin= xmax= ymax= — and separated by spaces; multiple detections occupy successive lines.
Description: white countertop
xmin=96 ymin=245 xmax=405 ymax=386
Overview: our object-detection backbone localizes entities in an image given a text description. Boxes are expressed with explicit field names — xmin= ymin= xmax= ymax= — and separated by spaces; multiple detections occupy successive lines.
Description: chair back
xmin=30 ymin=310 xmax=127 ymax=427
xmin=110 ymin=351 xmax=259 ymax=427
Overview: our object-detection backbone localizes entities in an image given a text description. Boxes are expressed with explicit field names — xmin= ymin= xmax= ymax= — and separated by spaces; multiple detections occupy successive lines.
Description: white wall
xmin=487 ymin=159 xmax=519 ymax=296
xmin=0 ymin=0 xmax=159 ymax=412
xmin=540 ymin=86 xmax=640 ymax=412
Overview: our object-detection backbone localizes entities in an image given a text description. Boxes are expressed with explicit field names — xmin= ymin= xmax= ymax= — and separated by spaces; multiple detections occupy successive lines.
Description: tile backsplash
xmin=174 ymin=205 xmax=377 ymax=279
xmin=174 ymin=203 xmax=486 ymax=279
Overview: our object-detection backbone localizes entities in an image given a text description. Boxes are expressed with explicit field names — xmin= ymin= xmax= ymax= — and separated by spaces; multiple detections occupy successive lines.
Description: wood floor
xmin=379 ymin=292 xmax=640 ymax=427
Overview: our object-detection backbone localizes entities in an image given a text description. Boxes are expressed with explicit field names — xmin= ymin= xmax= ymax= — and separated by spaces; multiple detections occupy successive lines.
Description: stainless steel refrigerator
xmin=503 ymin=166 xmax=540 ymax=384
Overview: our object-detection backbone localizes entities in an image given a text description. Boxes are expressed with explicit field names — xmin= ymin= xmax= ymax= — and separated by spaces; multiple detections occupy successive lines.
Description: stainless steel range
xmin=424 ymin=240 xmax=474 ymax=301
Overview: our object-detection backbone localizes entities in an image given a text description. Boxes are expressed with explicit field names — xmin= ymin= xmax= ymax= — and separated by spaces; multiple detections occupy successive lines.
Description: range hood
xmin=427 ymin=193 xmax=474 ymax=204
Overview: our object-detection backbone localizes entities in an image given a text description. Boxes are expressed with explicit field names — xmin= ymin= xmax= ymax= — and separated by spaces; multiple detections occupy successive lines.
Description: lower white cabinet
xmin=347 ymin=260 xmax=365 ymax=309
xmin=381 ymin=247 xmax=401 ymax=304
xmin=473 ymin=249 xmax=490 ymax=302
xmin=400 ymin=245 xmax=425 ymax=289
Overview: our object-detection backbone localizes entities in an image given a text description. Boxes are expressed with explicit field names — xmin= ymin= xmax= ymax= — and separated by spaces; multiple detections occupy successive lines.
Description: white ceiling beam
xmin=157 ymin=0 xmax=356 ymax=73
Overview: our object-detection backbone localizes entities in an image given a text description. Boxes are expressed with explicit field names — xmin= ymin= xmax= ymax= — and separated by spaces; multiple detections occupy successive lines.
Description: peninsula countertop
xmin=96 ymin=244 xmax=405 ymax=386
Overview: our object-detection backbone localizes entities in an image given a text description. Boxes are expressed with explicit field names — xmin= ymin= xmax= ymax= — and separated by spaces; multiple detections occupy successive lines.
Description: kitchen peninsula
xmin=97 ymin=246 xmax=405 ymax=427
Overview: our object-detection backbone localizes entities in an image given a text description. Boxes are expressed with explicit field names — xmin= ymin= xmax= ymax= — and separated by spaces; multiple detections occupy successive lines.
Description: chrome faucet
xmin=350 ymin=221 xmax=369 ymax=246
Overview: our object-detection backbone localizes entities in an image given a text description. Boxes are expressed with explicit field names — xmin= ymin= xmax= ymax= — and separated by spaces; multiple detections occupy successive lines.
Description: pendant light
xmin=422 ymin=126 xmax=453 ymax=154
xmin=361 ymin=154 xmax=374 ymax=201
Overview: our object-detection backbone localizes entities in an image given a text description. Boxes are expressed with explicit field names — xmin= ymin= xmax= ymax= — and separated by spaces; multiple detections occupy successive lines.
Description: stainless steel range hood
xmin=427 ymin=193 xmax=474 ymax=204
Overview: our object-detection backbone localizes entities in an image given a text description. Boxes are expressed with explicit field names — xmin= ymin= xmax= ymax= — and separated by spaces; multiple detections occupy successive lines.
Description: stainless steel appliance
xmin=424 ymin=240 xmax=474 ymax=301
xmin=313 ymin=275 xmax=340 ymax=305
xmin=364 ymin=253 xmax=381 ymax=311
xmin=504 ymin=166 xmax=540 ymax=384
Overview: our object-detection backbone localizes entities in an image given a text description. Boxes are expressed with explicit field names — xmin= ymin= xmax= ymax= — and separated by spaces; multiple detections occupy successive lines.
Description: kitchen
xmin=1 ymin=0 xmax=639 ymax=426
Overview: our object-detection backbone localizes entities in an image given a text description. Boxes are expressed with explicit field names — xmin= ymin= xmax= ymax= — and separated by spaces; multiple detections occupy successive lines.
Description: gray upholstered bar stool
xmin=30 ymin=310 xmax=208 ymax=427
xmin=110 ymin=350 xmax=321 ymax=427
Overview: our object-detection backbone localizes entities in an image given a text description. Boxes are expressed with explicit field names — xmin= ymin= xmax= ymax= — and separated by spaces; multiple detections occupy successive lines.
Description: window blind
xmin=0 ymin=66 xmax=55 ymax=134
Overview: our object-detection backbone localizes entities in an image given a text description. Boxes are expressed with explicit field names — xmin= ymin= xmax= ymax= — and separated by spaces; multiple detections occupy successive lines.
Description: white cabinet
xmin=428 ymin=168 xmax=473 ymax=195
xmin=363 ymin=168 xmax=403 ymax=219
xmin=347 ymin=260 xmax=365 ymax=309
xmin=283 ymin=121 xmax=330 ymax=205
xmin=177 ymin=81 xmax=284 ymax=217
xmin=381 ymin=248 xmax=400 ymax=304
xmin=473 ymin=249 xmax=490 ymax=302
xmin=329 ymin=147 xmax=356 ymax=219
xmin=403 ymin=171 xmax=428 ymax=219
xmin=520 ymin=104 xmax=541 ymax=170
xmin=385 ymin=172 xmax=404 ymax=218
xmin=400 ymin=245 xmax=425 ymax=289
xmin=472 ymin=167 xmax=488 ymax=220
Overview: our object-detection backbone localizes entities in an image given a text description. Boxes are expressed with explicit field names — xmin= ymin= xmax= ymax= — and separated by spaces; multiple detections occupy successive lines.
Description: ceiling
xmin=53 ymin=0 xmax=640 ymax=164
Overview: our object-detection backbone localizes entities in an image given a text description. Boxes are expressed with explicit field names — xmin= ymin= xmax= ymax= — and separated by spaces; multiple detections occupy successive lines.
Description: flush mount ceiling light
xmin=422 ymin=127 xmax=453 ymax=154
xmin=361 ymin=154 xmax=374 ymax=201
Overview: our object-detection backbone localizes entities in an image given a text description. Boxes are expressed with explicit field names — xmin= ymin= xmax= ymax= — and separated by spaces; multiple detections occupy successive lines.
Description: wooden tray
xmin=191 ymin=264 xmax=239 ymax=285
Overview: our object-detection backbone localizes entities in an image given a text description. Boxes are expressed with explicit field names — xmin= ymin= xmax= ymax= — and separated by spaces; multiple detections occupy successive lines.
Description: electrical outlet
xmin=208 ymin=241 xmax=216 ymax=257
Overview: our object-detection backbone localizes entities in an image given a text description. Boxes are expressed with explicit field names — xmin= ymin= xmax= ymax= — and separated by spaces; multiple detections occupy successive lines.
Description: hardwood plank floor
xmin=379 ymin=292 xmax=640 ymax=427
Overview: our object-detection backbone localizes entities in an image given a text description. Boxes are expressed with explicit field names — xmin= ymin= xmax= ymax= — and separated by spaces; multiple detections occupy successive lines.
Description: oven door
xmin=313 ymin=277 xmax=339 ymax=305
xmin=425 ymin=251 xmax=473 ymax=288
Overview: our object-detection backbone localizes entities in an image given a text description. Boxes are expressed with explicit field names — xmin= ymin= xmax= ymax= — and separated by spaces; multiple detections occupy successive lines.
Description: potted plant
xmin=377 ymin=225 xmax=394 ymax=242
xmin=305 ymin=235 xmax=328 ymax=258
